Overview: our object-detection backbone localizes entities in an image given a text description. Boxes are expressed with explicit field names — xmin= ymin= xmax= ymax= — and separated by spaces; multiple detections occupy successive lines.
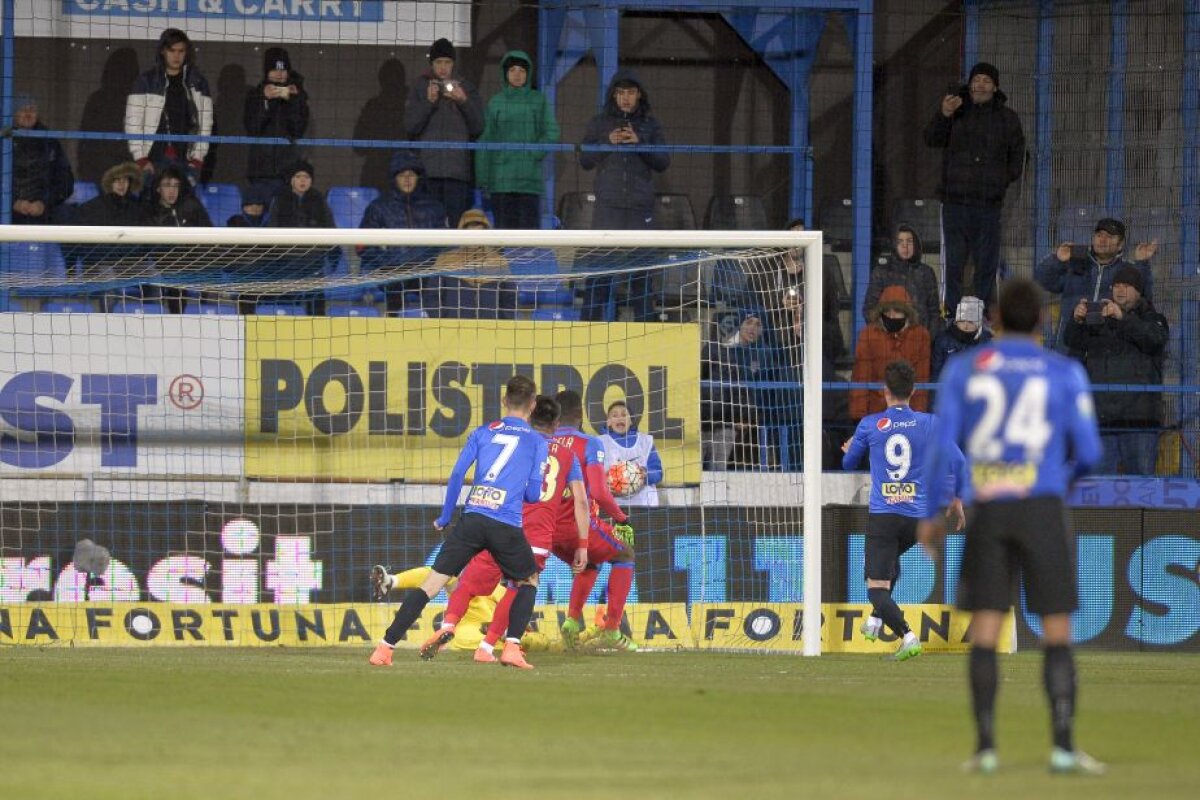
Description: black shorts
xmin=431 ymin=511 xmax=537 ymax=582
xmin=957 ymin=495 xmax=1077 ymax=616
xmin=864 ymin=513 xmax=918 ymax=583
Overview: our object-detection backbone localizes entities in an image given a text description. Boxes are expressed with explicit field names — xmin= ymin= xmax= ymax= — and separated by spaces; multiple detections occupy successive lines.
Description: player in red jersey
xmin=550 ymin=390 xmax=639 ymax=652
xmin=428 ymin=394 xmax=590 ymax=668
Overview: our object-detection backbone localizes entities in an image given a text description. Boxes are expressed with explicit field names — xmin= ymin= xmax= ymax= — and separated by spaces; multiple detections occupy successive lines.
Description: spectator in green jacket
xmin=475 ymin=50 xmax=560 ymax=229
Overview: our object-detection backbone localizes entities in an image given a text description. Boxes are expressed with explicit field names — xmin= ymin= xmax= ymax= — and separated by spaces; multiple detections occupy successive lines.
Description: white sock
xmin=868 ymin=616 xmax=882 ymax=630
xmin=902 ymin=631 xmax=919 ymax=646
xmin=477 ymin=641 xmax=494 ymax=654
xmin=439 ymin=622 xmax=456 ymax=632
xmin=379 ymin=639 xmax=394 ymax=649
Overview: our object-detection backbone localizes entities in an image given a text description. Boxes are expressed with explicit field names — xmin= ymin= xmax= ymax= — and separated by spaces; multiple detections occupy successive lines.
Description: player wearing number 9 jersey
xmin=842 ymin=360 xmax=966 ymax=661
xmin=370 ymin=375 xmax=548 ymax=670
xmin=920 ymin=279 xmax=1105 ymax=776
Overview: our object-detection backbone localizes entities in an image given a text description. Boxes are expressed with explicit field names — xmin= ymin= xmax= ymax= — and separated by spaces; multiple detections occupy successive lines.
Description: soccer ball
xmin=606 ymin=460 xmax=646 ymax=497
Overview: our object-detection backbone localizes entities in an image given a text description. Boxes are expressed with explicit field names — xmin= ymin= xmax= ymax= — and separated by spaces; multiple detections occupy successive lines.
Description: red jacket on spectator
xmin=850 ymin=285 xmax=932 ymax=420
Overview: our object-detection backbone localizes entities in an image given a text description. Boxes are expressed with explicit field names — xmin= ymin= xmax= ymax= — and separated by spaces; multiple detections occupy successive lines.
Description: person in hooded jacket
xmin=931 ymin=296 xmax=994 ymax=380
xmin=10 ymin=93 xmax=74 ymax=224
xmin=923 ymin=62 xmax=1025 ymax=313
xmin=226 ymin=182 xmax=273 ymax=227
xmin=405 ymin=37 xmax=484 ymax=228
xmin=73 ymin=161 xmax=145 ymax=285
xmin=850 ymin=285 xmax=932 ymax=421
xmin=360 ymin=150 xmax=448 ymax=311
xmin=244 ymin=47 xmax=309 ymax=194
xmin=476 ymin=50 xmax=560 ymax=229
xmin=578 ymin=70 xmax=670 ymax=322
xmin=864 ymin=224 xmax=943 ymax=336
xmin=125 ymin=28 xmax=212 ymax=183
xmin=266 ymin=159 xmax=337 ymax=282
xmin=141 ymin=164 xmax=212 ymax=227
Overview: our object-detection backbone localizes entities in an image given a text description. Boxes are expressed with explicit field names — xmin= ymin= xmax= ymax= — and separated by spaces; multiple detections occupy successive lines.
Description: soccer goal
xmin=0 ymin=224 xmax=824 ymax=656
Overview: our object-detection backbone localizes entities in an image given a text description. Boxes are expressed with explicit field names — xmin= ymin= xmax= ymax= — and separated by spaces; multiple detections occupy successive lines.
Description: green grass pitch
xmin=1 ymin=648 xmax=1196 ymax=799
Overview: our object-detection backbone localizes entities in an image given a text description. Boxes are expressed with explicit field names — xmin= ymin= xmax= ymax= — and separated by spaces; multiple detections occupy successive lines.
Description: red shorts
xmin=455 ymin=548 xmax=549 ymax=598
xmin=551 ymin=515 xmax=628 ymax=567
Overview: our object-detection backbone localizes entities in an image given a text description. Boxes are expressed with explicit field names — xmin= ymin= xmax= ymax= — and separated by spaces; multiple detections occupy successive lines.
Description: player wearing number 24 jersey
xmin=920 ymin=279 xmax=1105 ymax=777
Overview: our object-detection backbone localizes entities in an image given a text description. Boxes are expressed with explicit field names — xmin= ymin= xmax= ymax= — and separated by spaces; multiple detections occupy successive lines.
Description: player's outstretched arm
xmin=584 ymin=458 xmax=628 ymax=523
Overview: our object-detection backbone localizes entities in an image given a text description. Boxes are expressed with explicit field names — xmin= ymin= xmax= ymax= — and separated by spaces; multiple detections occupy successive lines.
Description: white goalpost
xmin=0 ymin=224 xmax=824 ymax=656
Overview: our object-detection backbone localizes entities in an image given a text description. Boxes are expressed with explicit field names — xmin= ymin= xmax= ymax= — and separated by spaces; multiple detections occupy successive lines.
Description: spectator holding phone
xmin=405 ymin=37 xmax=484 ymax=228
xmin=1061 ymin=265 xmax=1168 ymax=475
xmin=245 ymin=47 xmax=309 ymax=196
xmin=1034 ymin=217 xmax=1156 ymax=350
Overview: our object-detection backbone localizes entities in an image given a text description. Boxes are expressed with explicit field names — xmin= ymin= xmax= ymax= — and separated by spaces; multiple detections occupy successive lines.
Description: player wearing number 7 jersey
xmin=842 ymin=359 xmax=966 ymax=661
xmin=370 ymin=375 xmax=548 ymax=670
xmin=920 ymin=279 xmax=1105 ymax=776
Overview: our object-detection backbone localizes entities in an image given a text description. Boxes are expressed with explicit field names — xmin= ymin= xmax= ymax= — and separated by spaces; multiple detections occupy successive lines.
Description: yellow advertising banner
xmin=0 ymin=603 xmax=694 ymax=650
xmin=244 ymin=318 xmax=700 ymax=483
xmin=0 ymin=603 xmax=1008 ymax=653
xmin=689 ymin=603 xmax=1017 ymax=654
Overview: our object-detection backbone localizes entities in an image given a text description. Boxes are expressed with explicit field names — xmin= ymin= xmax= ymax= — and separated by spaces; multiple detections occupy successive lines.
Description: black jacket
xmin=12 ymin=122 xmax=74 ymax=213
xmin=1062 ymin=298 xmax=1169 ymax=426
xmin=923 ymin=87 xmax=1025 ymax=208
xmin=244 ymin=72 xmax=310 ymax=182
xmin=579 ymin=70 xmax=670 ymax=214
xmin=268 ymin=188 xmax=334 ymax=228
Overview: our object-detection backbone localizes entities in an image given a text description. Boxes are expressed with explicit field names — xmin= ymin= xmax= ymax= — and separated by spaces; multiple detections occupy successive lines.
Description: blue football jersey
xmin=843 ymin=405 xmax=961 ymax=517
xmin=927 ymin=337 xmax=1102 ymax=510
xmin=437 ymin=416 xmax=550 ymax=528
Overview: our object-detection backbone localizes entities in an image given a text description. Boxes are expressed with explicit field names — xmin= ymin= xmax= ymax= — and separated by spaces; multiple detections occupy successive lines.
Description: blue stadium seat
xmin=197 ymin=183 xmax=243 ymax=227
xmin=255 ymin=302 xmax=308 ymax=316
xmin=327 ymin=186 xmax=380 ymax=229
xmin=183 ymin=301 xmax=239 ymax=315
xmin=531 ymin=307 xmax=581 ymax=322
xmin=109 ymin=299 xmax=166 ymax=315
xmin=327 ymin=304 xmax=382 ymax=317
xmin=391 ymin=307 xmax=429 ymax=318
xmin=42 ymin=299 xmax=96 ymax=313
xmin=505 ymin=247 xmax=559 ymax=276
xmin=67 ymin=181 xmax=99 ymax=206
xmin=4 ymin=242 xmax=67 ymax=281
xmin=516 ymin=279 xmax=574 ymax=307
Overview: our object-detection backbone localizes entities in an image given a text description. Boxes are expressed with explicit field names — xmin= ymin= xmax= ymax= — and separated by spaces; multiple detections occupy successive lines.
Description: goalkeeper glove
xmin=612 ymin=522 xmax=635 ymax=548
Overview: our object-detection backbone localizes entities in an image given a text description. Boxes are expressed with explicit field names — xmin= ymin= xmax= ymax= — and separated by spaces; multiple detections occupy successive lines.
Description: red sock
xmin=443 ymin=583 xmax=474 ymax=627
xmin=604 ymin=565 xmax=634 ymax=631
xmin=569 ymin=568 xmax=600 ymax=622
xmin=484 ymin=586 xmax=517 ymax=646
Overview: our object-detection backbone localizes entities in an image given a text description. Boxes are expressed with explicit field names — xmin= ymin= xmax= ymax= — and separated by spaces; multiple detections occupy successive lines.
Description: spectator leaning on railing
xmin=1061 ymin=265 xmax=1168 ymax=476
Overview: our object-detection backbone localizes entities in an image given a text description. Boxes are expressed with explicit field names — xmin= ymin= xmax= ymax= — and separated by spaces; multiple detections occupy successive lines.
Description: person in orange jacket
xmin=850 ymin=284 xmax=932 ymax=421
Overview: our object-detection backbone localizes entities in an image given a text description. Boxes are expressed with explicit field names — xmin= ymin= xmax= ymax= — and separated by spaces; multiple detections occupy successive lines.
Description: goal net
xmin=0 ymin=224 xmax=824 ymax=655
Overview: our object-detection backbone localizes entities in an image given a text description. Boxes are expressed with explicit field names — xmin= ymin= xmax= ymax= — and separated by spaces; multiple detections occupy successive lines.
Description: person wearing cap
xmin=429 ymin=209 xmax=516 ymax=319
xmin=405 ymin=37 xmax=484 ymax=228
xmin=924 ymin=61 xmax=1026 ymax=314
xmin=1062 ymin=264 xmax=1168 ymax=476
xmin=850 ymin=285 xmax=932 ymax=421
xmin=578 ymin=70 xmax=671 ymax=322
xmin=1035 ymin=216 xmax=1157 ymax=350
xmin=267 ymin=160 xmax=333 ymax=229
xmin=244 ymin=46 xmax=309 ymax=195
xmin=931 ymin=296 xmax=994 ymax=380
xmin=476 ymin=50 xmax=560 ymax=229
xmin=125 ymin=28 xmax=212 ymax=183
xmin=10 ymin=93 xmax=75 ymax=224
xmin=864 ymin=224 xmax=943 ymax=338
